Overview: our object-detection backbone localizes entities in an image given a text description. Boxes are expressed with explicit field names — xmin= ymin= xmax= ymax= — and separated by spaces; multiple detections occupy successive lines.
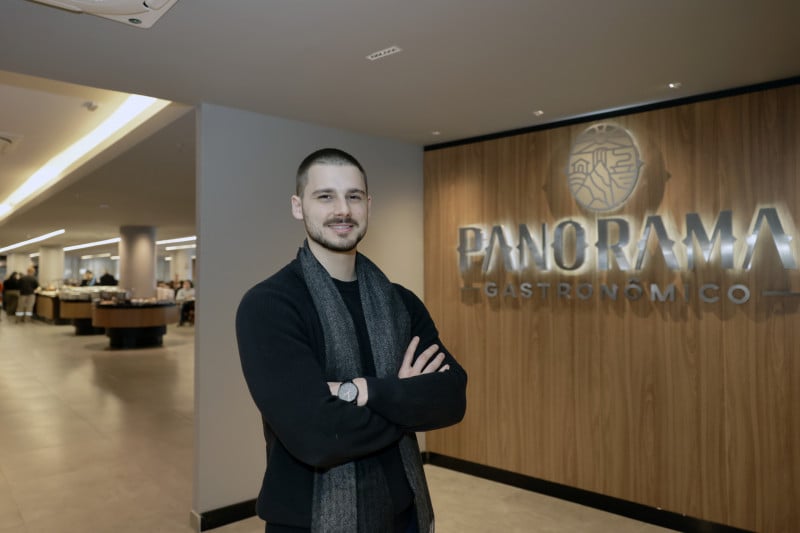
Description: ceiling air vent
xmin=0 ymin=132 xmax=22 ymax=156
xmin=366 ymin=46 xmax=403 ymax=61
xmin=28 ymin=0 xmax=179 ymax=28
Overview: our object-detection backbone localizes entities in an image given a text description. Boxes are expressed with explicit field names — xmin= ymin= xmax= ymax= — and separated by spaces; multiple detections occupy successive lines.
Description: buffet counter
xmin=34 ymin=291 xmax=70 ymax=324
xmin=47 ymin=286 xmax=125 ymax=334
xmin=92 ymin=301 xmax=179 ymax=349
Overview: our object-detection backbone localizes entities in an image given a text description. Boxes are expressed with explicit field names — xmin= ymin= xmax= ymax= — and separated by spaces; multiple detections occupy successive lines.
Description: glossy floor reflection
xmin=0 ymin=320 xmax=672 ymax=532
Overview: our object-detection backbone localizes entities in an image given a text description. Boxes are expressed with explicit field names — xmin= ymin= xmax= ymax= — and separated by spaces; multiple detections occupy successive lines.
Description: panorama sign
xmin=457 ymin=123 xmax=799 ymax=305
xmin=567 ymin=123 xmax=643 ymax=212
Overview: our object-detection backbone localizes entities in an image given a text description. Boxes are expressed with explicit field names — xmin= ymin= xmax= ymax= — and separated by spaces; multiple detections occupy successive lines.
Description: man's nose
xmin=333 ymin=197 xmax=350 ymax=216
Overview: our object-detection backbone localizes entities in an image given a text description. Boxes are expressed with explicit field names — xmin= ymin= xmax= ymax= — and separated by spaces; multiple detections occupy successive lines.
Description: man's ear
xmin=291 ymin=195 xmax=304 ymax=220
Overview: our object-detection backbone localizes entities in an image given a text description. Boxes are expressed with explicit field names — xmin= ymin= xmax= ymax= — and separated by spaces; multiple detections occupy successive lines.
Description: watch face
xmin=339 ymin=382 xmax=358 ymax=403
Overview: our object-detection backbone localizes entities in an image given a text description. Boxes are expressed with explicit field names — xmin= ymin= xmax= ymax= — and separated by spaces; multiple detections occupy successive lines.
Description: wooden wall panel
xmin=423 ymin=85 xmax=800 ymax=532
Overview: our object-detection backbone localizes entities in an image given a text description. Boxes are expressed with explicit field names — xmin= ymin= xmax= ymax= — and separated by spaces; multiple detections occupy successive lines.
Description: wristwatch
xmin=337 ymin=380 xmax=359 ymax=404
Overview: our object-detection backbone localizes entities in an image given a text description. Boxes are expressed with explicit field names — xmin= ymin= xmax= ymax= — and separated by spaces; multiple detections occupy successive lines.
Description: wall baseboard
xmin=196 ymin=453 xmax=755 ymax=532
xmin=196 ymin=499 xmax=257 ymax=532
xmin=423 ymin=452 xmax=754 ymax=533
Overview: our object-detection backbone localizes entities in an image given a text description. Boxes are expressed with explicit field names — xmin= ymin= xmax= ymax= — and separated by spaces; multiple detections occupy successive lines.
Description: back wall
xmin=423 ymin=83 xmax=800 ymax=533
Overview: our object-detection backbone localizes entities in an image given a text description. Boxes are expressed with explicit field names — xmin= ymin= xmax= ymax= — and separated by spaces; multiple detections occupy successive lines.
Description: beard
xmin=305 ymin=216 xmax=367 ymax=252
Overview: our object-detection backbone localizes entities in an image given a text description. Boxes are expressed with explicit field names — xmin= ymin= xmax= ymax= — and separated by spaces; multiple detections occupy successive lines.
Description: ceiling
xmin=1 ymin=0 xmax=799 ymax=257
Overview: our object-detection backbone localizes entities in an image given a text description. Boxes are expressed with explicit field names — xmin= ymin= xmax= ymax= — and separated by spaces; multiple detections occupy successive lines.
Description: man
xmin=236 ymin=148 xmax=467 ymax=533
xmin=80 ymin=270 xmax=95 ymax=286
xmin=17 ymin=266 xmax=39 ymax=322
xmin=3 ymin=272 xmax=20 ymax=319
xmin=176 ymin=280 xmax=195 ymax=326
xmin=98 ymin=271 xmax=117 ymax=285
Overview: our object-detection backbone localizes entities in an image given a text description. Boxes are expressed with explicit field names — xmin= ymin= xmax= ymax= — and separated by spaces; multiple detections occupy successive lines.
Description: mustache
xmin=325 ymin=217 xmax=358 ymax=226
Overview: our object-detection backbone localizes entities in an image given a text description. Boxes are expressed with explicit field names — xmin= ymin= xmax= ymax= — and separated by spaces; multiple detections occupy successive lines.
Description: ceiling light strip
xmin=0 ymin=229 xmax=66 ymax=253
xmin=63 ymin=237 xmax=121 ymax=252
xmin=156 ymin=235 xmax=196 ymax=245
xmin=0 ymin=94 xmax=171 ymax=223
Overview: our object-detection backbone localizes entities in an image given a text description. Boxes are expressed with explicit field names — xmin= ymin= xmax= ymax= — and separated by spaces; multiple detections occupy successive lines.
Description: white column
xmin=118 ymin=226 xmax=156 ymax=299
xmin=38 ymin=246 xmax=65 ymax=288
xmin=169 ymin=249 xmax=193 ymax=282
xmin=6 ymin=253 xmax=31 ymax=275
xmin=63 ymin=255 xmax=81 ymax=284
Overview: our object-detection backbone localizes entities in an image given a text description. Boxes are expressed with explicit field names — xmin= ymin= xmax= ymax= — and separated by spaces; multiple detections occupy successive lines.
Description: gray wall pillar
xmin=119 ymin=225 xmax=157 ymax=298
xmin=38 ymin=245 xmax=65 ymax=288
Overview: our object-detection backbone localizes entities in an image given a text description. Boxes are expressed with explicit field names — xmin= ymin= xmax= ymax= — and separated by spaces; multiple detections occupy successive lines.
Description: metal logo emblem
xmin=567 ymin=123 xmax=642 ymax=212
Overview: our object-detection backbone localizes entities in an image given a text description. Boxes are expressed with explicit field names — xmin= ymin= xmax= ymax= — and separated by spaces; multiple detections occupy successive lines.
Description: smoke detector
xmin=0 ymin=132 xmax=22 ymax=156
xmin=28 ymin=0 xmax=180 ymax=28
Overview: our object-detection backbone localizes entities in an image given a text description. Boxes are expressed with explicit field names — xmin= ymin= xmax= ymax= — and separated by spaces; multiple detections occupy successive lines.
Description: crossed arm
xmin=236 ymin=281 xmax=466 ymax=468
xmin=328 ymin=335 xmax=451 ymax=405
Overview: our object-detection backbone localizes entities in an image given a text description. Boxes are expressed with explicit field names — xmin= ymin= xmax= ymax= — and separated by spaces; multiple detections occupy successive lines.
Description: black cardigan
xmin=236 ymin=258 xmax=467 ymax=529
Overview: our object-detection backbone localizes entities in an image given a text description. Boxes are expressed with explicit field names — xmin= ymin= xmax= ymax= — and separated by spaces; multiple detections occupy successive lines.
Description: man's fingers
xmin=438 ymin=364 xmax=450 ymax=373
xmin=398 ymin=336 xmax=421 ymax=378
xmin=399 ymin=340 xmax=448 ymax=378
xmin=412 ymin=344 xmax=439 ymax=371
xmin=401 ymin=336 xmax=420 ymax=369
xmin=422 ymin=353 xmax=446 ymax=374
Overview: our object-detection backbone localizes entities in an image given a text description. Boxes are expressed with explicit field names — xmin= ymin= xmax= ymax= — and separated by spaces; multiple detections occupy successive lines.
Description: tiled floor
xmin=0 ymin=319 xmax=673 ymax=532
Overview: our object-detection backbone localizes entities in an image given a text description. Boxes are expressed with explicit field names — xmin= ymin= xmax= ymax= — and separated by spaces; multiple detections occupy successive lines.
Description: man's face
xmin=291 ymin=163 xmax=370 ymax=253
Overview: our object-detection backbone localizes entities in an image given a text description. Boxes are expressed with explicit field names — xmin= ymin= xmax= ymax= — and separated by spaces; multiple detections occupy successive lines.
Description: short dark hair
xmin=296 ymin=148 xmax=367 ymax=196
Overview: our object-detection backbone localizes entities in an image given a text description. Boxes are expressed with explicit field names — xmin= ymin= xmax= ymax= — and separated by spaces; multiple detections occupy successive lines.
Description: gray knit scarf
xmin=298 ymin=242 xmax=434 ymax=533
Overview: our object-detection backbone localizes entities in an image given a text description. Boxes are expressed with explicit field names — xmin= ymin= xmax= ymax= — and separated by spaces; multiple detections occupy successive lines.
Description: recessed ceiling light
xmin=431 ymin=131 xmax=441 ymax=136
xmin=532 ymin=110 xmax=544 ymax=117
xmin=668 ymin=82 xmax=682 ymax=89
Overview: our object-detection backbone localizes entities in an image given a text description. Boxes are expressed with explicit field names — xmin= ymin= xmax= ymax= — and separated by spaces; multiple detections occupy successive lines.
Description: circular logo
xmin=566 ymin=123 xmax=642 ymax=212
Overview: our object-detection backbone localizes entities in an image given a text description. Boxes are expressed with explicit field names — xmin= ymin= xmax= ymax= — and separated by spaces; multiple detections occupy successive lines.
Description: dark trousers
xmin=4 ymin=290 xmax=19 ymax=316
xmin=179 ymin=300 xmax=195 ymax=324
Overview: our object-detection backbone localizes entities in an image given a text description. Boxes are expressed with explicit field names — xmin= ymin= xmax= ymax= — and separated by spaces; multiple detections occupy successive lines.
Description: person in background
xmin=17 ymin=267 xmax=39 ymax=323
xmin=236 ymin=148 xmax=467 ymax=532
xmin=80 ymin=270 xmax=95 ymax=286
xmin=4 ymin=272 xmax=21 ymax=320
xmin=157 ymin=281 xmax=175 ymax=302
xmin=176 ymin=280 xmax=195 ymax=326
xmin=98 ymin=271 xmax=117 ymax=285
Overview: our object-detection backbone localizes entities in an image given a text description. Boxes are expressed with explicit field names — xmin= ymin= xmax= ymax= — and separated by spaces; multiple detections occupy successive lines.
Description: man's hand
xmin=398 ymin=336 xmax=449 ymax=379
